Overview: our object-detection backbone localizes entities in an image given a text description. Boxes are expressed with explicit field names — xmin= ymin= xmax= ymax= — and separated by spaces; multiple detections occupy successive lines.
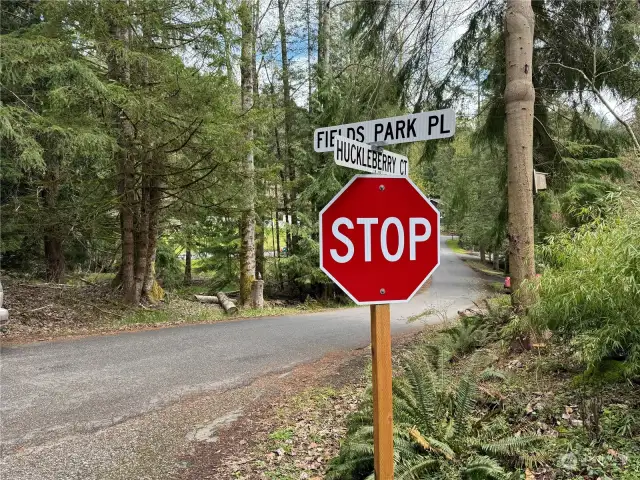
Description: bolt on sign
xmin=333 ymin=136 xmax=409 ymax=176
xmin=314 ymin=108 xmax=455 ymax=153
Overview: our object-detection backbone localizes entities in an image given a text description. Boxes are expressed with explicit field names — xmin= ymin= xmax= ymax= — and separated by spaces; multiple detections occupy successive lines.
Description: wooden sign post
xmin=319 ymin=176 xmax=441 ymax=479
xmin=371 ymin=304 xmax=394 ymax=479
xmin=318 ymin=111 xmax=452 ymax=478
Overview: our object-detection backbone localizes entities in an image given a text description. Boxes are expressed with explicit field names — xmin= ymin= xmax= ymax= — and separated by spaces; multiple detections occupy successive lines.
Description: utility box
xmin=534 ymin=171 xmax=548 ymax=192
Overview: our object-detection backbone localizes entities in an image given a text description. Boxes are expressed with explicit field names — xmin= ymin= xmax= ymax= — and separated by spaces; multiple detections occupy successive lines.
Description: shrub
xmin=154 ymin=241 xmax=184 ymax=290
xmin=327 ymin=350 xmax=539 ymax=479
xmin=528 ymin=196 xmax=640 ymax=377
xmin=443 ymin=316 xmax=493 ymax=358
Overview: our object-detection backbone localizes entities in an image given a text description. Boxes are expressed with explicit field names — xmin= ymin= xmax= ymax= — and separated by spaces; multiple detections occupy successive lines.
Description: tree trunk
xmin=41 ymin=163 xmax=65 ymax=283
xmin=270 ymin=85 xmax=291 ymax=253
xmin=504 ymin=0 xmax=536 ymax=310
xmin=252 ymin=0 xmax=259 ymax=98
xmin=306 ymin=0 xmax=313 ymax=109
xmin=44 ymin=235 xmax=65 ymax=283
xmin=107 ymin=2 xmax=138 ymax=304
xmin=252 ymin=0 xmax=264 ymax=283
xmin=217 ymin=292 xmax=238 ymax=314
xmin=256 ymin=220 xmax=265 ymax=279
xmin=117 ymin=125 xmax=137 ymax=303
xmin=142 ymin=173 xmax=162 ymax=301
xmin=274 ymin=182 xmax=283 ymax=260
xmin=194 ymin=294 xmax=219 ymax=304
xmin=272 ymin=209 xmax=282 ymax=285
xmin=238 ymin=0 xmax=256 ymax=307
xmin=317 ymin=0 xmax=330 ymax=83
xmin=277 ymin=0 xmax=298 ymax=254
xmin=280 ymin=172 xmax=291 ymax=253
xmin=220 ymin=2 xmax=234 ymax=83
xmin=119 ymin=131 xmax=137 ymax=304
xmin=184 ymin=248 xmax=192 ymax=284
xmin=134 ymin=160 xmax=150 ymax=302
xmin=251 ymin=279 xmax=264 ymax=308
xmin=493 ymin=250 xmax=500 ymax=271
xmin=480 ymin=246 xmax=486 ymax=264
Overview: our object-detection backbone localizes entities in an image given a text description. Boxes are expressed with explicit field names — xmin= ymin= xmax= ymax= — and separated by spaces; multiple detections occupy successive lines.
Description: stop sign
xmin=320 ymin=175 xmax=440 ymax=305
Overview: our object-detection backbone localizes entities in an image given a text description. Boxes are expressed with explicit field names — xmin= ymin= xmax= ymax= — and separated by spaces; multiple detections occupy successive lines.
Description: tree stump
xmin=251 ymin=279 xmax=264 ymax=309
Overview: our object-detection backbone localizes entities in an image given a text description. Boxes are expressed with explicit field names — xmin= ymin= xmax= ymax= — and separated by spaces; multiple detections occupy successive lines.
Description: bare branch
xmin=545 ymin=62 xmax=640 ymax=153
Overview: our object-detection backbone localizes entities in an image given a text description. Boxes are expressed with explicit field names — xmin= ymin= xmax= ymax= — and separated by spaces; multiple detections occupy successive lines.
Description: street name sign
xmin=316 ymin=110 xmax=453 ymax=480
xmin=320 ymin=175 xmax=440 ymax=305
xmin=314 ymin=108 xmax=455 ymax=152
xmin=333 ymin=135 xmax=409 ymax=176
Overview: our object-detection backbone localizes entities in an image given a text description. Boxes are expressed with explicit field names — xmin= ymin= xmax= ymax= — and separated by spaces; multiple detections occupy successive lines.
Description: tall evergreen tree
xmin=238 ymin=0 xmax=257 ymax=307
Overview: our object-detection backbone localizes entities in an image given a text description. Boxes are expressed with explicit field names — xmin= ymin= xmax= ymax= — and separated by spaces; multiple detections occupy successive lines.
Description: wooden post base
xmin=370 ymin=304 xmax=394 ymax=479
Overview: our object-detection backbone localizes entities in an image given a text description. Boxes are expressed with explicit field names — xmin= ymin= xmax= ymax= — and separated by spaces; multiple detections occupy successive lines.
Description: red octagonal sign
xmin=320 ymin=175 xmax=440 ymax=305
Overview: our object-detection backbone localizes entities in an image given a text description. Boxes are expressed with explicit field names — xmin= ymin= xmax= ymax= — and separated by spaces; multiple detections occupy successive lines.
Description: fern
xmin=403 ymin=354 xmax=438 ymax=424
xmin=475 ymin=436 xmax=541 ymax=457
xmin=328 ymin=352 xmax=541 ymax=479
xmin=395 ymin=457 xmax=439 ymax=479
xmin=478 ymin=368 xmax=506 ymax=382
xmin=453 ymin=374 xmax=477 ymax=437
xmin=461 ymin=455 xmax=508 ymax=479
xmin=443 ymin=316 xmax=493 ymax=358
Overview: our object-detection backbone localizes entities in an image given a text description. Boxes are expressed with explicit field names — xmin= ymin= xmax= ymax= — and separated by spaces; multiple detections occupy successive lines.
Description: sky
xmin=231 ymin=0 xmax=635 ymax=125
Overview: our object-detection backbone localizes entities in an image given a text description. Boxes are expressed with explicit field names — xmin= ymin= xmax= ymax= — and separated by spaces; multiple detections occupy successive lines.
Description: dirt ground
xmin=0 ymin=276 xmax=345 ymax=344
xmin=176 ymin=329 xmax=435 ymax=480
xmin=1 ymin=277 xmax=134 ymax=341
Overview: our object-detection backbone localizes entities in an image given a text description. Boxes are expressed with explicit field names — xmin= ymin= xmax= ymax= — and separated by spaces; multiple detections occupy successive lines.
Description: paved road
xmin=1 ymin=236 xmax=482 ymax=451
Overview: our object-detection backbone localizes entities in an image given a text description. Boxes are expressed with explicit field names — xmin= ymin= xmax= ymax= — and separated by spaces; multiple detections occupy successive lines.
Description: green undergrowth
xmin=328 ymin=294 xmax=640 ymax=479
xmin=117 ymin=296 xmax=348 ymax=329
xmin=465 ymin=259 xmax=505 ymax=279
xmin=446 ymin=238 xmax=469 ymax=255
xmin=523 ymin=198 xmax=640 ymax=378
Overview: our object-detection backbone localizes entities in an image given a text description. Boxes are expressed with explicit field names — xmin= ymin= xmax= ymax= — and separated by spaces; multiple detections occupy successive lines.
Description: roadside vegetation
xmin=527 ymin=197 xmax=640 ymax=378
xmin=215 ymin=197 xmax=640 ymax=479
xmin=202 ymin=201 xmax=640 ymax=478
xmin=0 ymin=275 xmax=348 ymax=341
xmin=327 ymin=202 xmax=640 ymax=479
xmin=445 ymin=239 xmax=470 ymax=255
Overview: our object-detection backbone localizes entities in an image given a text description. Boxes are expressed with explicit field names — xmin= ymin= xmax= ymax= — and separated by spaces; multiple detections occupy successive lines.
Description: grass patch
xmin=490 ymin=281 xmax=506 ymax=293
xmin=119 ymin=309 xmax=173 ymax=326
xmin=269 ymin=427 xmax=295 ymax=442
xmin=115 ymin=297 xmax=349 ymax=330
xmin=116 ymin=304 xmax=308 ymax=328
xmin=464 ymin=259 xmax=504 ymax=278
xmin=445 ymin=238 xmax=468 ymax=254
